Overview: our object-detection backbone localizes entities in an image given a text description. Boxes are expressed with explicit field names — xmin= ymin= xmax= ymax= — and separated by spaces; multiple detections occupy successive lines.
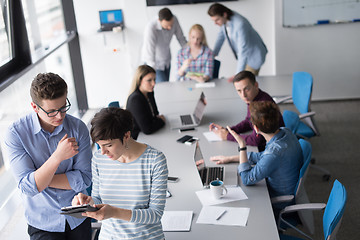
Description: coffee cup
xmin=210 ymin=179 xmax=227 ymax=199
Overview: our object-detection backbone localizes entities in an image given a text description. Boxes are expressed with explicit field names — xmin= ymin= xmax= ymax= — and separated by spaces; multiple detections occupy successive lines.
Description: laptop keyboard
xmin=180 ymin=114 xmax=193 ymax=125
xmin=207 ymin=167 xmax=224 ymax=184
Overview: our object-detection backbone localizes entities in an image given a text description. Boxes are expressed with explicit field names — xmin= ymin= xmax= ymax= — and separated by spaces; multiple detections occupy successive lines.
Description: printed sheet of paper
xmin=161 ymin=211 xmax=193 ymax=231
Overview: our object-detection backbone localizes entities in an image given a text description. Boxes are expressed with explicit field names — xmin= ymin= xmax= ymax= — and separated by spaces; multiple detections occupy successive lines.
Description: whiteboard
xmin=283 ymin=0 xmax=360 ymax=27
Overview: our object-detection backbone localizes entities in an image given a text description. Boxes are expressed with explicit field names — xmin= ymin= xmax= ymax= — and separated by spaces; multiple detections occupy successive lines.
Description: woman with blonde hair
xmin=177 ymin=24 xmax=214 ymax=82
xmin=126 ymin=65 xmax=165 ymax=139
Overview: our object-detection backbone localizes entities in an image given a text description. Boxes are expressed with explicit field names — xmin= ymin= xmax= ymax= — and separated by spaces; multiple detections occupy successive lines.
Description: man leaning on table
xmin=209 ymin=70 xmax=284 ymax=152
xmin=208 ymin=3 xmax=268 ymax=81
xmin=5 ymin=73 xmax=92 ymax=240
xmin=142 ymin=7 xmax=187 ymax=83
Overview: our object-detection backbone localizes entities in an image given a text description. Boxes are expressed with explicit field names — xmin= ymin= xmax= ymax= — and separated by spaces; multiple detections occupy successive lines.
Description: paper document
xmin=161 ymin=211 xmax=193 ymax=231
xmin=195 ymin=82 xmax=216 ymax=88
xmin=196 ymin=186 xmax=248 ymax=206
xmin=203 ymin=131 xmax=222 ymax=142
xmin=197 ymin=206 xmax=250 ymax=226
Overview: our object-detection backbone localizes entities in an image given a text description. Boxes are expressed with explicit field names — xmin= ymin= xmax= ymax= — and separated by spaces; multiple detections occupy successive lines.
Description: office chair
xmin=272 ymin=139 xmax=315 ymax=235
xmin=108 ymin=101 xmax=120 ymax=108
xmin=278 ymin=179 xmax=347 ymax=240
xmin=213 ymin=59 xmax=221 ymax=79
xmin=275 ymin=72 xmax=330 ymax=181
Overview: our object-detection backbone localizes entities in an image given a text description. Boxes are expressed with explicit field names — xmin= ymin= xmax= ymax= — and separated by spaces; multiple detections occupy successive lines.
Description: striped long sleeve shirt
xmin=91 ymin=145 xmax=168 ymax=240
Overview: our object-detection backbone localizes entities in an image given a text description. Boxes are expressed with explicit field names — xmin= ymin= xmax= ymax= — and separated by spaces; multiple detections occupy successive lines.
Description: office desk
xmin=138 ymin=92 xmax=280 ymax=240
xmin=154 ymin=75 xmax=292 ymax=105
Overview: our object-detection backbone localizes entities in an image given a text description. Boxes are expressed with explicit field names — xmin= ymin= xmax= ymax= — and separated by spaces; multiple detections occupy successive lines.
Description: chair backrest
xmin=283 ymin=110 xmax=300 ymax=134
xmin=108 ymin=101 xmax=120 ymax=108
xmin=213 ymin=59 xmax=221 ymax=79
xmin=323 ymin=179 xmax=347 ymax=240
xmin=295 ymin=139 xmax=312 ymax=197
xmin=292 ymin=72 xmax=313 ymax=114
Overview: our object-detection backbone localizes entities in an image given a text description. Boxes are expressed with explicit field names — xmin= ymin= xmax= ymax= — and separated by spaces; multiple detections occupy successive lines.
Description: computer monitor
xmin=98 ymin=9 xmax=124 ymax=32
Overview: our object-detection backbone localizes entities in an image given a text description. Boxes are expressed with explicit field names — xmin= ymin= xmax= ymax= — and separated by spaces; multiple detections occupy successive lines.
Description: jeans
xmin=28 ymin=218 xmax=92 ymax=240
xmin=156 ymin=66 xmax=170 ymax=83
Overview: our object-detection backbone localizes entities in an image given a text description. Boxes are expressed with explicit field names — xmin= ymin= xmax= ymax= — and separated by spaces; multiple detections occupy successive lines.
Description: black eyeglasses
xmin=36 ymin=98 xmax=71 ymax=117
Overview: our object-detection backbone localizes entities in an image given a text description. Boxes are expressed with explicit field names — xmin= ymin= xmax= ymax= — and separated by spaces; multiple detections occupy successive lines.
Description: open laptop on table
xmin=168 ymin=92 xmax=206 ymax=130
xmin=194 ymin=141 xmax=224 ymax=188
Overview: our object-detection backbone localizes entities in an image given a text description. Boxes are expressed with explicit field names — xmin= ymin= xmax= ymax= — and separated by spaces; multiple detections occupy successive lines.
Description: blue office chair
xmin=272 ymin=139 xmax=315 ymax=235
xmin=276 ymin=72 xmax=330 ymax=181
xmin=279 ymin=179 xmax=347 ymax=240
xmin=213 ymin=59 xmax=221 ymax=79
xmin=108 ymin=101 xmax=120 ymax=108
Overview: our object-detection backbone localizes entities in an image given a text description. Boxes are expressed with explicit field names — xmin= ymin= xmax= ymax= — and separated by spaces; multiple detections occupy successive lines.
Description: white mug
xmin=210 ymin=179 xmax=228 ymax=199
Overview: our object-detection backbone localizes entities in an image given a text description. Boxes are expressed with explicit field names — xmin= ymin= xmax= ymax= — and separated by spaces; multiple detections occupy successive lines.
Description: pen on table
xmin=216 ymin=210 xmax=227 ymax=221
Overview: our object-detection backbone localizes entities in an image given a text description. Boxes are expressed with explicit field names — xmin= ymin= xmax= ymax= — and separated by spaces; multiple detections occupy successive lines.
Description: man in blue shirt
xmin=208 ymin=3 xmax=268 ymax=81
xmin=5 ymin=73 xmax=92 ymax=239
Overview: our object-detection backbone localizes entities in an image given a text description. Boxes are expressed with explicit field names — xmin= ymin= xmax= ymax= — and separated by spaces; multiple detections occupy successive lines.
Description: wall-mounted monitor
xmin=146 ymin=0 xmax=236 ymax=6
xmin=99 ymin=9 xmax=124 ymax=32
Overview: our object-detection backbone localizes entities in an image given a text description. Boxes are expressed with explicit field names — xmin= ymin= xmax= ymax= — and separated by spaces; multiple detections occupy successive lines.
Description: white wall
xmin=274 ymin=0 xmax=360 ymax=100
xmin=74 ymin=0 xmax=275 ymax=108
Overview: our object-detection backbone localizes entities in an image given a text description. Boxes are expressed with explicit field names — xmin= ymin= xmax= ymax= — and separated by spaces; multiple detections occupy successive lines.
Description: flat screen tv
xmin=146 ymin=0 xmax=236 ymax=7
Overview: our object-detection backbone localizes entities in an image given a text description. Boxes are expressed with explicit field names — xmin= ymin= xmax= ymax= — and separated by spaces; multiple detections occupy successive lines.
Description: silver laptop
xmin=169 ymin=92 xmax=207 ymax=130
xmin=194 ymin=141 xmax=224 ymax=188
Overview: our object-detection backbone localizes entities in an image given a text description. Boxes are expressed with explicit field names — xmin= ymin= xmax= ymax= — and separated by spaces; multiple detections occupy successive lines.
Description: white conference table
xmin=137 ymin=83 xmax=280 ymax=240
xmin=153 ymin=75 xmax=292 ymax=104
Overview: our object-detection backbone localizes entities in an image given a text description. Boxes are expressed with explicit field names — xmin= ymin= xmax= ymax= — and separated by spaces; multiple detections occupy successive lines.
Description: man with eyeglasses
xmin=5 ymin=73 xmax=92 ymax=240
xmin=209 ymin=71 xmax=284 ymax=152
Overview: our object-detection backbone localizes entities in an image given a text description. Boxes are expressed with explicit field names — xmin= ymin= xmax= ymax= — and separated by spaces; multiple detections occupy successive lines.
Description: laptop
xmin=194 ymin=141 xmax=224 ymax=188
xmin=98 ymin=9 xmax=124 ymax=32
xmin=169 ymin=92 xmax=207 ymax=130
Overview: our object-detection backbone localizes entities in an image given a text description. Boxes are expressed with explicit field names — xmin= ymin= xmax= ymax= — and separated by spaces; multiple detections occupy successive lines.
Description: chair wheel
xmin=323 ymin=174 xmax=330 ymax=181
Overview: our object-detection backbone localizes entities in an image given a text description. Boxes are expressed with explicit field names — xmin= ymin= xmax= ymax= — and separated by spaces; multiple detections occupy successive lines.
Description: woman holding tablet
xmin=72 ymin=107 xmax=168 ymax=240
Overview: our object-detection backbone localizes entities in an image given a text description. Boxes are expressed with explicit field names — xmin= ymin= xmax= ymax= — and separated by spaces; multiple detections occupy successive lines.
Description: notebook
xmin=194 ymin=141 xmax=224 ymax=187
xmin=168 ymin=92 xmax=207 ymax=130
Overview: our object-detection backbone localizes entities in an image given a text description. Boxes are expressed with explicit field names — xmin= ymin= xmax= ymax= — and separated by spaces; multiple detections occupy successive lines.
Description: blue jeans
xmin=156 ymin=66 xmax=170 ymax=83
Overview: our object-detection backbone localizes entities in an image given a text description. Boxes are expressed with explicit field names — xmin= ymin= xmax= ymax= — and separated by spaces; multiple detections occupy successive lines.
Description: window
xmin=0 ymin=2 xmax=12 ymax=67
xmin=0 ymin=0 xmax=87 ymax=231
xmin=22 ymin=0 xmax=66 ymax=61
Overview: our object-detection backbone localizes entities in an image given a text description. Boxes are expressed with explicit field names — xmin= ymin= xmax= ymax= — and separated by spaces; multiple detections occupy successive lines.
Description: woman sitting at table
xmin=211 ymin=101 xmax=302 ymax=201
xmin=177 ymin=24 xmax=214 ymax=82
xmin=126 ymin=65 xmax=165 ymax=139
xmin=72 ymin=107 xmax=168 ymax=240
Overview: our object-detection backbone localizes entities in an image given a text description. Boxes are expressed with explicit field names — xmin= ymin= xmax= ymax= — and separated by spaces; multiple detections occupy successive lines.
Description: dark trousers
xmin=28 ymin=218 xmax=91 ymax=240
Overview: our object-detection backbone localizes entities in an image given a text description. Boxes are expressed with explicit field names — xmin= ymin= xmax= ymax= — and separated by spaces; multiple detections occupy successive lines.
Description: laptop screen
xmin=194 ymin=141 xmax=206 ymax=178
xmin=99 ymin=9 xmax=124 ymax=30
xmin=193 ymin=92 xmax=207 ymax=124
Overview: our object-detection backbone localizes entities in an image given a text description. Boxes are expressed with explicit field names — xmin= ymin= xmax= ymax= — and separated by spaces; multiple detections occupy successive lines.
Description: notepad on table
xmin=203 ymin=131 xmax=222 ymax=142
xmin=161 ymin=211 xmax=193 ymax=231
xmin=197 ymin=206 xmax=250 ymax=226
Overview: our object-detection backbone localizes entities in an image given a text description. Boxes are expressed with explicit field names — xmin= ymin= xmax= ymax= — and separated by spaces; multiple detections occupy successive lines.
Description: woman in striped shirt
xmin=72 ymin=107 xmax=168 ymax=240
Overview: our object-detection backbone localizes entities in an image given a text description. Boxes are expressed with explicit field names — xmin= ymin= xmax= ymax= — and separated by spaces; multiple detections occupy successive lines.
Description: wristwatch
xmin=238 ymin=146 xmax=247 ymax=152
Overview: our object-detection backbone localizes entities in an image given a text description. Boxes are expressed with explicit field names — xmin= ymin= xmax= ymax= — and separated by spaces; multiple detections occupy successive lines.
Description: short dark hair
xmin=158 ymin=8 xmax=173 ymax=21
xmin=233 ymin=70 xmax=256 ymax=85
xmin=90 ymin=107 xmax=134 ymax=143
xmin=250 ymin=101 xmax=280 ymax=134
xmin=30 ymin=73 xmax=68 ymax=104
xmin=208 ymin=3 xmax=233 ymax=20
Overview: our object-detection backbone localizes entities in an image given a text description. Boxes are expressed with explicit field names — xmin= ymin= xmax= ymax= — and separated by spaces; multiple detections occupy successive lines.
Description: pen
xmin=216 ymin=210 xmax=227 ymax=220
